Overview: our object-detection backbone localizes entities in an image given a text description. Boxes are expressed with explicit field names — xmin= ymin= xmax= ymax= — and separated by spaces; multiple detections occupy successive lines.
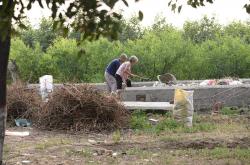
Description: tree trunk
xmin=0 ymin=13 xmax=11 ymax=165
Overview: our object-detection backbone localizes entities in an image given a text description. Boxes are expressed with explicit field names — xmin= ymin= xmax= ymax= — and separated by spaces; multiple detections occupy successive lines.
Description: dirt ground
xmin=3 ymin=114 xmax=250 ymax=165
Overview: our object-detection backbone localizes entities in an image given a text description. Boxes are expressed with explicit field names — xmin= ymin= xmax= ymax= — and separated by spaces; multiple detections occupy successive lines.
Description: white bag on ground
xmin=39 ymin=75 xmax=53 ymax=101
xmin=173 ymin=89 xmax=194 ymax=127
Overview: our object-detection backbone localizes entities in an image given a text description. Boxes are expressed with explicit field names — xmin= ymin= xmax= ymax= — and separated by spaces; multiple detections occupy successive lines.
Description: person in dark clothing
xmin=104 ymin=53 xmax=127 ymax=92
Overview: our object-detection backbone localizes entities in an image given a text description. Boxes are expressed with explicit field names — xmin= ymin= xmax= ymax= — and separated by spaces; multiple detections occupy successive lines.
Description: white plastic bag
xmin=39 ymin=75 xmax=53 ymax=101
xmin=173 ymin=89 xmax=194 ymax=127
xmin=199 ymin=80 xmax=216 ymax=86
xmin=229 ymin=80 xmax=242 ymax=85
xmin=153 ymin=81 xmax=166 ymax=87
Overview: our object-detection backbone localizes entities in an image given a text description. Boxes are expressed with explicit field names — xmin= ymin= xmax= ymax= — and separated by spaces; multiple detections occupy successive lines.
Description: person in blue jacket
xmin=105 ymin=53 xmax=128 ymax=92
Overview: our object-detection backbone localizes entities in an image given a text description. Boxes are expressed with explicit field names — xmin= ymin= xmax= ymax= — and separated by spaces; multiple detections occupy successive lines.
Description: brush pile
xmin=7 ymin=82 xmax=41 ymax=122
xmin=36 ymin=84 xmax=130 ymax=131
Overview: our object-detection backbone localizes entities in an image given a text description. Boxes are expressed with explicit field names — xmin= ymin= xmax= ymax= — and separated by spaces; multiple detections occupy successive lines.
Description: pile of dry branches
xmin=36 ymin=84 xmax=130 ymax=131
xmin=7 ymin=82 xmax=41 ymax=122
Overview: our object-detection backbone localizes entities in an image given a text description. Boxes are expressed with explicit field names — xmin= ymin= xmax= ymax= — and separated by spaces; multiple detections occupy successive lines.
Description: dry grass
xmin=7 ymin=82 xmax=41 ymax=122
xmin=3 ymin=113 xmax=250 ymax=165
xmin=35 ymin=84 xmax=130 ymax=132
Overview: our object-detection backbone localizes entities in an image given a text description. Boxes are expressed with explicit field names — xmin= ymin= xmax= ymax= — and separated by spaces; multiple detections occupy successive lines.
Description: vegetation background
xmin=10 ymin=16 xmax=250 ymax=83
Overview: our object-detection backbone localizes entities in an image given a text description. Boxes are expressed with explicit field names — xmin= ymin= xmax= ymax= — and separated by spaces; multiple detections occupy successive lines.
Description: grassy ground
xmin=3 ymin=108 xmax=250 ymax=165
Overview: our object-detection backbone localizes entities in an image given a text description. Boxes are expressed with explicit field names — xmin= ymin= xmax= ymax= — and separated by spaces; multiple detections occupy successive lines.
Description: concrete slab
xmin=123 ymin=101 xmax=174 ymax=110
xmin=121 ymin=84 xmax=250 ymax=111
xmin=27 ymin=79 xmax=250 ymax=111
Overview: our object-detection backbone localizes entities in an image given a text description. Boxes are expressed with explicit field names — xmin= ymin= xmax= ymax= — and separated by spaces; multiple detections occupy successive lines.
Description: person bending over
xmin=115 ymin=56 xmax=139 ymax=90
xmin=105 ymin=53 xmax=128 ymax=92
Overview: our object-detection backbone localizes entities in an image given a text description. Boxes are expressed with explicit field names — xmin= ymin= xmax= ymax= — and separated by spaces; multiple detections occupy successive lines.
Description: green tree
xmin=200 ymin=35 xmax=250 ymax=78
xmin=45 ymin=38 xmax=87 ymax=82
xmin=183 ymin=16 xmax=221 ymax=43
xmin=150 ymin=15 xmax=172 ymax=33
xmin=123 ymin=27 xmax=186 ymax=79
xmin=83 ymin=38 xmax=122 ymax=82
xmin=20 ymin=18 xmax=58 ymax=51
xmin=118 ymin=16 xmax=144 ymax=42
xmin=10 ymin=38 xmax=43 ymax=82
xmin=19 ymin=24 xmax=37 ymax=48
xmin=224 ymin=21 xmax=250 ymax=44
xmin=35 ymin=18 xmax=57 ymax=51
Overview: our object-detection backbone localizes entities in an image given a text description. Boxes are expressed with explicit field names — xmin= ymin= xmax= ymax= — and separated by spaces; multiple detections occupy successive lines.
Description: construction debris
xmin=5 ymin=131 xmax=30 ymax=137
xmin=123 ymin=101 xmax=174 ymax=110
xmin=157 ymin=73 xmax=177 ymax=85
xmin=88 ymin=139 xmax=98 ymax=145
xmin=149 ymin=118 xmax=159 ymax=125
xmin=199 ymin=78 xmax=243 ymax=86
xmin=15 ymin=119 xmax=31 ymax=127
xmin=112 ymin=152 xmax=118 ymax=157
xmin=21 ymin=160 xmax=31 ymax=164
xmin=36 ymin=84 xmax=130 ymax=131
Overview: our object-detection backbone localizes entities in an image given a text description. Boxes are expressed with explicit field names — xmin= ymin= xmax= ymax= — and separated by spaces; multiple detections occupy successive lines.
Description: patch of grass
xmin=154 ymin=118 xmax=182 ymax=134
xmin=200 ymin=147 xmax=250 ymax=161
xmin=104 ymin=157 xmax=119 ymax=165
xmin=3 ymin=144 xmax=10 ymax=158
xmin=3 ymin=144 xmax=10 ymax=153
xmin=16 ymin=142 xmax=33 ymax=149
xmin=130 ymin=111 xmax=151 ymax=130
xmin=165 ymin=111 xmax=173 ymax=118
xmin=181 ymin=147 xmax=250 ymax=162
xmin=130 ymin=111 xmax=217 ymax=134
xmin=221 ymin=107 xmax=241 ymax=115
xmin=112 ymin=129 xmax=121 ymax=144
xmin=65 ymin=148 xmax=92 ymax=157
xmin=126 ymin=147 xmax=152 ymax=159
xmin=183 ymin=122 xmax=216 ymax=133
xmin=3 ymin=144 xmax=23 ymax=161
xmin=35 ymin=138 xmax=71 ymax=150
xmin=126 ymin=147 xmax=142 ymax=155
xmin=159 ymin=136 xmax=181 ymax=142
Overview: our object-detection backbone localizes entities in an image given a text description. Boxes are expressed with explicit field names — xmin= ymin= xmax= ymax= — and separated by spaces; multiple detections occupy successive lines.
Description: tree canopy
xmin=0 ymin=0 xmax=137 ymax=40
xmin=0 ymin=0 xmax=250 ymax=40
xmin=8 ymin=16 xmax=250 ymax=83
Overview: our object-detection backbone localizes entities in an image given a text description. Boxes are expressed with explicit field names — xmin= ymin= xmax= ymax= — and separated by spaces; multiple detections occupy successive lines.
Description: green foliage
xmin=9 ymin=17 xmax=250 ymax=83
xmin=0 ymin=0 xmax=133 ymax=40
xmin=224 ymin=21 xmax=250 ymax=44
xmin=129 ymin=111 xmax=216 ymax=134
xmin=45 ymin=38 xmax=84 ymax=82
xmin=220 ymin=107 xmax=244 ymax=116
xmin=184 ymin=122 xmax=216 ymax=133
xmin=198 ymin=35 xmax=250 ymax=78
xmin=118 ymin=16 xmax=144 ymax=42
xmin=10 ymin=38 xmax=43 ymax=82
xmin=183 ymin=16 xmax=221 ymax=43
xmin=20 ymin=18 xmax=57 ymax=51
xmin=83 ymin=38 xmax=122 ymax=82
xmin=112 ymin=130 xmax=121 ymax=143
xmin=130 ymin=111 xmax=151 ymax=130
xmin=199 ymin=147 xmax=250 ymax=160
xmin=154 ymin=118 xmax=181 ymax=133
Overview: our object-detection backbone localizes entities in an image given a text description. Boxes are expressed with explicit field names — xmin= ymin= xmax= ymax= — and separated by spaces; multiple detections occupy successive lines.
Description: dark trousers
xmin=115 ymin=74 xmax=132 ymax=89
xmin=126 ymin=79 xmax=132 ymax=87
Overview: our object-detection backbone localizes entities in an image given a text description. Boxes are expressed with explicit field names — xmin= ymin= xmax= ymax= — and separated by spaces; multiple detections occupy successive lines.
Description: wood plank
xmin=122 ymin=101 xmax=174 ymax=110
